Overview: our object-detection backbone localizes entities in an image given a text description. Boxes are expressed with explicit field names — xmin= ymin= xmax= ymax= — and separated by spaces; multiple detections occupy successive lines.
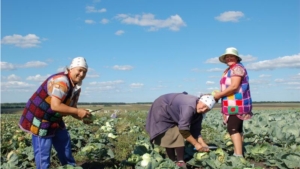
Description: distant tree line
xmin=1 ymin=101 xmax=299 ymax=109
xmin=0 ymin=102 xmax=153 ymax=109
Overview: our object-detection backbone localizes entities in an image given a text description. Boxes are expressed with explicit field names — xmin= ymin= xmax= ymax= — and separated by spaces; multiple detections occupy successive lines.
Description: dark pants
xmin=227 ymin=115 xmax=243 ymax=135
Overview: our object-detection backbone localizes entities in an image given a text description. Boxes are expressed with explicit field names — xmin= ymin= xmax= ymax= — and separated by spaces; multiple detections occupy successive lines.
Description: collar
xmin=224 ymin=63 xmax=239 ymax=74
xmin=229 ymin=63 xmax=238 ymax=69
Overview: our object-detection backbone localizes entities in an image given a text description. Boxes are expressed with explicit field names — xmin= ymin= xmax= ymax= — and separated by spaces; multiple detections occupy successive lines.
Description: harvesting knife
xmin=193 ymin=146 xmax=218 ymax=151
xmin=88 ymin=108 xmax=103 ymax=113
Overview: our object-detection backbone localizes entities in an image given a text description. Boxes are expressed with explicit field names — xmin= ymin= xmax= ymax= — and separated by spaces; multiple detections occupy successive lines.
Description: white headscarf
xmin=69 ymin=57 xmax=88 ymax=69
xmin=199 ymin=95 xmax=216 ymax=109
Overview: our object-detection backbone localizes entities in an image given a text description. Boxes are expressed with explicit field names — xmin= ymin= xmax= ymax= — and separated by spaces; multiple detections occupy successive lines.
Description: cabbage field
xmin=1 ymin=107 xmax=300 ymax=169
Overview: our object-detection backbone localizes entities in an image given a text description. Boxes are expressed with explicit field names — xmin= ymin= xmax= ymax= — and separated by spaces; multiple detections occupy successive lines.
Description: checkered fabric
xmin=220 ymin=63 xmax=252 ymax=115
xmin=19 ymin=72 xmax=77 ymax=137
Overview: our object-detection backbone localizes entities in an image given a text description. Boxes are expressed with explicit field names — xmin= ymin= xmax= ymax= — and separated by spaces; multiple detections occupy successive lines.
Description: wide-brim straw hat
xmin=219 ymin=47 xmax=242 ymax=63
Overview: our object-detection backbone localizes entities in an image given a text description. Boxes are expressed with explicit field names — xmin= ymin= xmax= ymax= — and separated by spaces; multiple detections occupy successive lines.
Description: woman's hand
xmin=77 ymin=108 xmax=91 ymax=119
xmin=213 ymin=92 xmax=221 ymax=102
xmin=195 ymin=143 xmax=210 ymax=152
xmin=196 ymin=137 xmax=210 ymax=152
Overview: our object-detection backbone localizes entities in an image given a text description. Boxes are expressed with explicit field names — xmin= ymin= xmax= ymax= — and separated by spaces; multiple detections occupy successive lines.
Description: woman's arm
xmin=185 ymin=135 xmax=209 ymax=152
xmin=197 ymin=136 xmax=208 ymax=147
xmin=51 ymin=96 xmax=90 ymax=119
xmin=215 ymin=76 xmax=242 ymax=100
xmin=51 ymin=96 xmax=78 ymax=115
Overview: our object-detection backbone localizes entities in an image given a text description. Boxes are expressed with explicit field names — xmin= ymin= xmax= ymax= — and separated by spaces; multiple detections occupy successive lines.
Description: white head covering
xmin=69 ymin=57 xmax=88 ymax=69
xmin=199 ymin=95 xmax=216 ymax=109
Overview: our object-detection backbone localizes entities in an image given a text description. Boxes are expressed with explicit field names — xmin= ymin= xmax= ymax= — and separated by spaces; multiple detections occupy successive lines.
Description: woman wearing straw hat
xmin=213 ymin=47 xmax=253 ymax=157
xmin=146 ymin=92 xmax=216 ymax=168
xmin=18 ymin=57 xmax=91 ymax=169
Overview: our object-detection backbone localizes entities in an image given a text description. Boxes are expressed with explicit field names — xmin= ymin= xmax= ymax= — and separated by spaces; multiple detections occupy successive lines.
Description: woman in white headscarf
xmin=19 ymin=57 xmax=91 ymax=169
xmin=146 ymin=92 xmax=216 ymax=169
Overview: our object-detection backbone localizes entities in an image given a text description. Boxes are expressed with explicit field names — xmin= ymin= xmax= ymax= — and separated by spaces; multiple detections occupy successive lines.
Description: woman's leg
xmin=227 ymin=115 xmax=244 ymax=156
xmin=175 ymin=147 xmax=185 ymax=161
xmin=230 ymin=133 xmax=243 ymax=155
xmin=52 ymin=129 xmax=76 ymax=166
xmin=32 ymin=135 xmax=52 ymax=169
xmin=165 ymin=148 xmax=176 ymax=161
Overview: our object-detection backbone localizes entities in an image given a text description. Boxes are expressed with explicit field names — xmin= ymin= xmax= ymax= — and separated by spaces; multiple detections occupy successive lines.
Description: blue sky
xmin=1 ymin=0 xmax=300 ymax=103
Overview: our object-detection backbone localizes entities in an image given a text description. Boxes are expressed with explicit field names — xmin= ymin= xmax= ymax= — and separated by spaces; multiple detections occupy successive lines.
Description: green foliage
xmin=1 ymin=109 xmax=300 ymax=168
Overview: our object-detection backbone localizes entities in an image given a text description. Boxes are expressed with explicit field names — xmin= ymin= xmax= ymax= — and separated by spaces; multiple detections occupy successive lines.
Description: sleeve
xmin=47 ymin=75 xmax=70 ymax=101
xmin=231 ymin=65 xmax=245 ymax=77
xmin=179 ymin=130 xmax=192 ymax=139
xmin=177 ymin=105 xmax=194 ymax=131
xmin=190 ymin=115 xmax=203 ymax=138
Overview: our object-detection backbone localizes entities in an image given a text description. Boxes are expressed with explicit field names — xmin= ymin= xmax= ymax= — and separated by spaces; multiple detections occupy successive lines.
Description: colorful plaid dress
xmin=19 ymin=71 xmax=81 ymax=137
xmin=220 ymin=63 xmax=253 ymax=120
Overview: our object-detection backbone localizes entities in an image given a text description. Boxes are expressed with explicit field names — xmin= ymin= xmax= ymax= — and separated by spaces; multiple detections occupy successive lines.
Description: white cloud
xmin=21 ymin=61 xmax=48 ymax=68
xmin=86 ymin=6 xmax=106 ymax=13
xmin=1 ymin=62 xmax=16 ymax=70
xmin=259 ymin=74 xmax=271 ymax=78
xmin=274 ymin=79 xmax=284 ymax=82
xmin=101 ymin=18 xmax=109 ymax=24
xmin=291 ymin=73 xmax=300 ymax=79
xmin=26 ymin=74 xmax=50 ymax=81
xmin=87 ymin=80 xmax=124 ymax=91
xmin=7 ymin=74 xmax=21 ymax=81
xmin=130 ymin=83 xmax=144 ymax=88
xmin=115 ymin=30 xmax=125 ymax=35
xmin=285 ymin=81 xmax=300 ymax=90
xmin=85 ymin=19 xmax=96 ymax=24
xmin=207 ymin=68 xmax=223 ymax=72
xmin=85 ymin=68 xmax=100 ymax=78
xmin=113 ymin=65 xmax=133 ymax=70
xmin=285 ymin=82 xmax=300 ymax=85
xmin=56 ymin=67 xmax=99 ymax=78
xmin=1 ymin=81 xmax=35 ymax=89
xmin=205 ymin=55 xmax=257 ymax=64
xmin=246 ymin=53 xmax=300 ymax=70
xmin=205 ymin=57 xmax=220 ymax=64
xmin=57 ymin=67 xmax=66 ymax=72
xmin=249 ymin=79 xmax=271 ymax=85
xmin=1 ymin=61 xmax=47 ymax=70
xmin=215 ymin=11 xmax=245 ymax=22
xmin=115 ymin=13 xmax=186 ymax=31
xmin=1 ymin=34 xmax=41 ymax=48
xmin=89 ymin=80 xmax=124 ymax=86
xmin=206 ymin=81 xmax=215 ymax=85
xmin=86 ymin=74 xmax=100 ymax=78
xmin=287 ymin=86 xmax=300 ymax=90
xmin=240 ymin=55 xmax=257 ymax=62
xmin=191 ymin=67 xmax=223 ymax=72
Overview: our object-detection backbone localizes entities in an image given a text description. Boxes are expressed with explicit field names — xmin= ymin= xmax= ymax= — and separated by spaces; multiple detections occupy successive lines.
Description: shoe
xmin=176 ymin=161 xmax=187 ymax=169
